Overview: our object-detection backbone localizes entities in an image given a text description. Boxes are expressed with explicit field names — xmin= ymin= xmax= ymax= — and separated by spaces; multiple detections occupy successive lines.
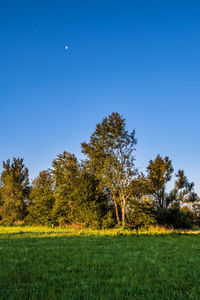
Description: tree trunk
xmin=113 ymin=197 xmax=120 ymax=225
xmin=121 ymin=195 xmax=126 ymax=227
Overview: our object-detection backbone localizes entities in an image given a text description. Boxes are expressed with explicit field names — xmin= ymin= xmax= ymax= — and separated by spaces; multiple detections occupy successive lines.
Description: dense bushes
xmin=156 ymin=207 xmax=193 ymax=229
xmin=127 ymin=199 xmax=156 ymax=228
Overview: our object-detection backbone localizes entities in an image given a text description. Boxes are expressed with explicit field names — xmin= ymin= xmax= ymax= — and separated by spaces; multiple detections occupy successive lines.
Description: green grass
xmin=0 ymin=227 xmax=200 ymax=299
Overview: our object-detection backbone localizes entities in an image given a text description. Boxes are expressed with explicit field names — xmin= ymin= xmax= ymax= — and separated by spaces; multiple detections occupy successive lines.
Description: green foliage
xmin=26 ymin=170 xmax=55 ymax=225
xmin=68 ymin=168 xmax=110 ymax=228
xmin=51 ymin=151 xmax=80 ymax=223
xmin=82 ymin=112 xmax=137 ymax=226
xmin=146 ymin=155 xmax=174 ymax=208
xmin=177 ymin=203 xmax=200 ymax=227
xmin=101 ymin=210 xmax=116 ymax=229
xmin=172 ymin=170 xmax=198 ymax=205
xmin=156 ymin=207 xmax=193 ymax=229
xmin=0 ymin=113 xmax=198 ymax=229
xmin=146 ymin=155 xmax=197 ymax=210
xmin=0 ymin=158 xmax=29 ymax=225
xmin=191 ymin=201 xmax=200 ymax=226
xmin=129 ymin=174 xmax=150 ymax=202
xmin=50 ymin=151 xmax=110 ymax=228
xmin=0 ymin=188 xmax=3 ymax=222
xmin=127 ymin=198 xmax=156 ymax=228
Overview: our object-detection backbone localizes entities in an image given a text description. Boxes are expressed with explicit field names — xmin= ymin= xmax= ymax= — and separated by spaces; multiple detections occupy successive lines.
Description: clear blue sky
xmin=1 ymin=1 xmax=200 ymax=193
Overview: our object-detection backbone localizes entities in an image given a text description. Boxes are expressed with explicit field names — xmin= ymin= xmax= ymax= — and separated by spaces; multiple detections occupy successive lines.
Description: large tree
xmin=81 ymin=112 xmax=137 ymax=226
xmin=0 ymin=158 xmax=29 ymax=224
xmin=146 ymin=155 xmax=197 ymax=208
xmin=51 ymin=151 xmax=109 ymax=227
xmin=69 ymin=167 xmax=110 ymax=228
xmin=26 ymin=170 xmax=55 ymax=225
xmin=146 ymin=155 xmax=174 ymax=208
xmin=166 ymin=169 xmax=198 ymax=208
xmin=51 ymin=151 xmax=80 ymax=224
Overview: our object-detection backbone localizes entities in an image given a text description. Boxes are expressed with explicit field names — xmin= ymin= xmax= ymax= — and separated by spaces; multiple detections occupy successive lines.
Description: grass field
xmin=0 ymin=227 xmax=200 ymax=299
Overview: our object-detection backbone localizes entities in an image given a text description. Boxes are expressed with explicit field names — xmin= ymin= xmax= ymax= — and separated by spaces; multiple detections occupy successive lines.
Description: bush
xmin=157 ymin=208 xmax=193 ymax=229
xmin=127 ymin=199 xmax=156 ymax=229
xmin=102 ymin=211 xmax=116 ymax=229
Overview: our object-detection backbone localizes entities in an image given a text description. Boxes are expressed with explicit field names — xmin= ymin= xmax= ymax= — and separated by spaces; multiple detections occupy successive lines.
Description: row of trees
xmin=0 ymin=113 xmax=199 ymax=228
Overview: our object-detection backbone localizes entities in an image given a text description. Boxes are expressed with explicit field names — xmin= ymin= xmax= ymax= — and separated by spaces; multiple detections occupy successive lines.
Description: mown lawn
xmin=0 ymin=228 xmax=200 ymax=299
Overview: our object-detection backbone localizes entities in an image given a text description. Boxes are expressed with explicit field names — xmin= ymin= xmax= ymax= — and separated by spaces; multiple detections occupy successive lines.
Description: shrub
xmin=127 ymin=199 xmax=156 ymax=228
xmin=156 ymin=208 xmax=193 ymax=229
xmin=102 ymin=211 xmax=116 ymax=229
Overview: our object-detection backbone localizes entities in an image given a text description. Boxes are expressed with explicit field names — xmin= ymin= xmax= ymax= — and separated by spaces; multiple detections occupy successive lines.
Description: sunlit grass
xmin=0 ymin=225 xmax=175 ymax=238
xmin=0 ymin=228 xmax=200 ymax=299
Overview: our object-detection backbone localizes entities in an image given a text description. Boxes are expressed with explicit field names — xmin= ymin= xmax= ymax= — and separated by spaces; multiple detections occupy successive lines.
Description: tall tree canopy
xmin=69 ymin=167 xmax=110 ymax=228
xmin=146 ymin=155 xmax=197 ymax=208
xmin=50 ymin=151 xmax=109 ymax=227
xmin=81 ymin=112 xmax=137 ymax=226
xmin=0 ymin=158 xmax=29 ymax=224
xmin=26 ymin=170 xmax=55 ymax=225
xmin=146 ymin=155 xmax=174 ymax=208
xmin=0 ymin=113 xmax=198 ymax=229
xmin=166 ymin=169 xmax=198 ymax=208
xmin=51 ymin=151 xmax=80 ymax=224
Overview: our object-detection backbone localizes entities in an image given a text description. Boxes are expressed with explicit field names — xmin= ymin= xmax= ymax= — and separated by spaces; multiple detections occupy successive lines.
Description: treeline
xmin=0 ymin=112 xmax=199 ymax=228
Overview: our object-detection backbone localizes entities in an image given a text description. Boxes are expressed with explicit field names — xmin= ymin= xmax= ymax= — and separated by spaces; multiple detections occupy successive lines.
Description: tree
xmin=51 ymin=151 xmax=110 ymax=227
xmin=51 ymin=151 xmax=80 ymax=224
xmin=191 ymin=200 xmax=200 ymax=226
xmin=127 ymin=197 xmax=156 ymax=228
xmin=146 ymin=155 xmax=197 ymax=209
xmin=172 ymin=170 xmax=198 ymax=206
xmin=26 ymin=170 xmax=55 ymax=225
xmin=146 ymin=155 xmax=174 ymax=208
xmin=0 ymin=158 xmax=29 ymax=224
xmin=69 ymin=167 xmax=110 ymax=228
xmin=81 ymin=112 xmax=137 ymax=226
xmin=129 ymin=173 xmax=149 ymax=202
xmin=0 ymin=185 xmax=3 ymax=222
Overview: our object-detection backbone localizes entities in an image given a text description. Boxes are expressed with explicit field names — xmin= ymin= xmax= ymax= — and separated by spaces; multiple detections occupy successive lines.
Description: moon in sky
xmin=65 ymin=45 xmax=69 ymax=50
